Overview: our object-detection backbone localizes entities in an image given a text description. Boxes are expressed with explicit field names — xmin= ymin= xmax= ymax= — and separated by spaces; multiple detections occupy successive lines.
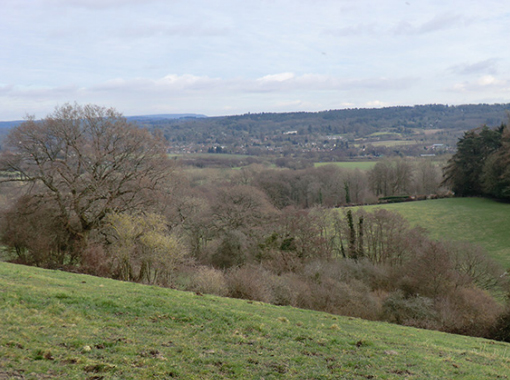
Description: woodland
xmin=1 ymin=103 xmax=510 ymax=343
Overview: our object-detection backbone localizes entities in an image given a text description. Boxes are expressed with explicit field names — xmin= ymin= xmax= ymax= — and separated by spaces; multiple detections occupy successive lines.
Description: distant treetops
xmin=443 ymin=123 xmax=510 ymax=199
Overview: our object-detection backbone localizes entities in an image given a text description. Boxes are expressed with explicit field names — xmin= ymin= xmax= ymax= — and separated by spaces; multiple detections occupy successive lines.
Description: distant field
xmin=366 ymin=140 xmax=419 ymax=147
xmin=354 ymin=198 xmax=510 ymax=268
xmin=1 ymin=262 xmax=510 ymax=379
xmin=314 ymin=161 xmax=377 ymax=170
xmin=368 ymin=131 xmax=401 ymax=137
xmin=169 ymin=153 xmax=251 ymax=159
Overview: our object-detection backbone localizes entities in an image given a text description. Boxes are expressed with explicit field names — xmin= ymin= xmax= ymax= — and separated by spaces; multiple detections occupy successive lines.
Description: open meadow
xmin=1 ymin=262 xmax=510 ymax=379
xmin=352 ymin=197 xmax=510 ymax=269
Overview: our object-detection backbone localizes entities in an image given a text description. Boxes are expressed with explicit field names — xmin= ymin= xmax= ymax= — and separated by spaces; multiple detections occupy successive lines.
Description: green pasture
xmin=1 ymin=262 xmax=510 ymax=379
xmin=356 ymin=198 xmax=510 ymax=269
xmin=368 ymin=131 xmax=402 ymax=137
xmin=314 ymin=161 xmax=377 ymax=170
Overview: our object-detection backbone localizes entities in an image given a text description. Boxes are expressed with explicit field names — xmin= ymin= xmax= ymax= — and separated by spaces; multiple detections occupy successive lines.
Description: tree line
xmin=1 ymin=104 xmax=510 ymax=342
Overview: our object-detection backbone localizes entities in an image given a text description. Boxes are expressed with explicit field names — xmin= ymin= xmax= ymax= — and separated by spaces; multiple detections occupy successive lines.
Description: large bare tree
xmin=0 ymin=103 xmax=173 ymax=262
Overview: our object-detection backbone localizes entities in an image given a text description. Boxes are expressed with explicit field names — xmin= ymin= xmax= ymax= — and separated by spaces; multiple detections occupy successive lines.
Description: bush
xmin=79 ymin=244 xmax=112 ymax=277
xmin=188 ymin=266 xmax=229 ymax=297
xmin=226 ymin=266 xmax=273 ymax=303
xmin=382 ymin=291 xmax=437 ymax=327
xmin=103 ymin=212 xmax=186 ymax=286
xmin=488 ymin=307 xmax=510 ymax=342
xmin=436 ymin=287 xmax=502 ymax=337
xmin=301 ymin=260 xmax=381 ymax=319
xmin=400 ymin=241 xmax=458 ymax=298
xmin=307 ymin=278 xmax=381 ymax=320
xmin=210 ymin=230 xmax=248 ymax=269
xmin=267 ymin=272 xmax=311 ymax=307
xmin=0 ymin=195 xmax=80 ymax=268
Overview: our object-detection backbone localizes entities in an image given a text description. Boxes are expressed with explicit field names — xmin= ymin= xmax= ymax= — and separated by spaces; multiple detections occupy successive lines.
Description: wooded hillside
xmin=139 ymin=103 xmax=510 ymax=161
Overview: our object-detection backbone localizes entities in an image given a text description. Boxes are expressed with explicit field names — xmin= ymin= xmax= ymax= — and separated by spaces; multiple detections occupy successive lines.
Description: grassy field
xmin=1 ymin=262 xmax=510 ymax=379
xmin=314 ymin=161 xmax=378 ymax=170
xmin=354 ymin=197 xmax=510 ymax=269
xmin=365 ymin=140 xmax=419 ymax=147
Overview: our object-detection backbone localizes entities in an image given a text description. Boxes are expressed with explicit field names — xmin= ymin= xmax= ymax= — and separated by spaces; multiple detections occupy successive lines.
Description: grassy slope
xmin=355 ymin=198 xmax=510 ymax=269
xmin=1 ymin=263 xmax=510 ymax=379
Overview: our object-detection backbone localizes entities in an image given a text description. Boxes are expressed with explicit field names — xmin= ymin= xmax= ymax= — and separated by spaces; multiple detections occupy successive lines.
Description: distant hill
xmin=0 ymin=114 xmax=207 ymax=130
xmin=126 ymin=113 xmax=207 ymax=122
xmin=0 ymin=120 xmax=23 ymax=129
xmin=3 ymin=105 xmax=510 ymax=160
xmin=141 ymin=103 xmax=510 ymax=159
xmin=150 ymin=103 xmax=510 ymax=136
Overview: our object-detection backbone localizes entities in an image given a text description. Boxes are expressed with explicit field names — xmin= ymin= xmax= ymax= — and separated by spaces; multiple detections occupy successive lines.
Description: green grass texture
xmin=1 ymin=262 xmax=510 ymax=379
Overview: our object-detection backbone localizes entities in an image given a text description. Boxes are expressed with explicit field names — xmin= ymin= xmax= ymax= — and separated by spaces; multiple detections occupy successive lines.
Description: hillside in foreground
xmin=1 ymin=262 xmax=509 ymax=379
xmin=355 ymin=198 xmax=510 ymax=269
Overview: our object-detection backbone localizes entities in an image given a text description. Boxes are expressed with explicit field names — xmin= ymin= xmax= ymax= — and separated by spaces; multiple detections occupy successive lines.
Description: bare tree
xmin=368 ymin=158 xmax=413 ymax=197
xmin=0 ymin=103 xmax=174 ymax=263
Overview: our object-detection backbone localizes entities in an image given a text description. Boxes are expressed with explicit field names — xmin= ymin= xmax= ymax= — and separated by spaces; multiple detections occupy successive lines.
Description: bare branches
xmin=0 ymin=103 xmax=174 ymax=236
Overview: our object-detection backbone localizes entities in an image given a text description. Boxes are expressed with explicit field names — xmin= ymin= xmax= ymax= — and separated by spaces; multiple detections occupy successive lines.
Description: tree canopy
xmin=0 ymin=103 xmax=174 ymax=265
xmin=443 ymin=124 xmax=509 ymax=199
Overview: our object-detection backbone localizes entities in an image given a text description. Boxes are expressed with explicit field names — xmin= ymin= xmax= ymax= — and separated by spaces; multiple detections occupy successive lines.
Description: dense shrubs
xmin=488 ymin=308 xmax=510 ymax=342
xmin=188 ymin=266 xmax=229 ymax=297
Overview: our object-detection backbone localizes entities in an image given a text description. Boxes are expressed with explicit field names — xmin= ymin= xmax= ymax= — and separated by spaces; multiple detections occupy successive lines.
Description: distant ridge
xmin=126 ymin=113 xmax=207 ymax=122
xmin=0 ymin=120 xmax=23 ymax=129
xmin=0 ymin=114 xmax=207 ymax=130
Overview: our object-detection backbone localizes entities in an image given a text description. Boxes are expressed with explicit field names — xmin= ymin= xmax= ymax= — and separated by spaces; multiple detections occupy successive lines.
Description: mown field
xmin=355 ymin=197 xmax=510 ymax=269
xmin=1 ymin=262 xmax=510 ymax=379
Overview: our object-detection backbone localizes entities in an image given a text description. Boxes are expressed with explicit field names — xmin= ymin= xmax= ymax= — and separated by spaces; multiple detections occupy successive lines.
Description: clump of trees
xmin=443 ymin=123 xmax=510 ymax=199
xmin=1 ymin=103 xmax=510 ymax=342
xmin=0 ymin=104 xmax=181 ymax=282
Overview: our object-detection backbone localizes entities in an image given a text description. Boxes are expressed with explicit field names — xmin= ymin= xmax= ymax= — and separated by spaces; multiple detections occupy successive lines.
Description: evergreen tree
xmin=482 ymin=125 xmax=510 ymax=199
xmin=443 ymin=125 xmax=504 ymax=196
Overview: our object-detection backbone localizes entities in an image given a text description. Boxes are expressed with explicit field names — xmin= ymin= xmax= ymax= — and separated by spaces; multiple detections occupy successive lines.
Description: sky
xmin=1 ymin=0 xmax=510 ymax=120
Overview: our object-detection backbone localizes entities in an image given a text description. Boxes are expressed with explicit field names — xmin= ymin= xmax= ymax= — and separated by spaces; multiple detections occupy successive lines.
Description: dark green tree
xmin=482 ymin=125 xmax=510 ymax=199
xmin=443 ymin=125 xmax=504 ymax=196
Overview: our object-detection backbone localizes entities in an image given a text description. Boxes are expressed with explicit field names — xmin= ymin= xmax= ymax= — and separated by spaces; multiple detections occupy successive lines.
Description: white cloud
xmin=448 ymin=59 xmax=499 ymax=76
xmin=392 ymin=13 xmax=471 ymax=35
xmin=365 ymin=100 xmax=390 ymax=108
xmin=257 ymin=73 xmax=295 ymax=83
xmin=88 ymin=73 xmax=416 ymax=95
xmin=249 ymin=73 xmax=416 ymax=93
xmin=449 ymin=75 xmax=510 ymax=93
xmin=478 ymin=75 xmax=497 ymax=86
